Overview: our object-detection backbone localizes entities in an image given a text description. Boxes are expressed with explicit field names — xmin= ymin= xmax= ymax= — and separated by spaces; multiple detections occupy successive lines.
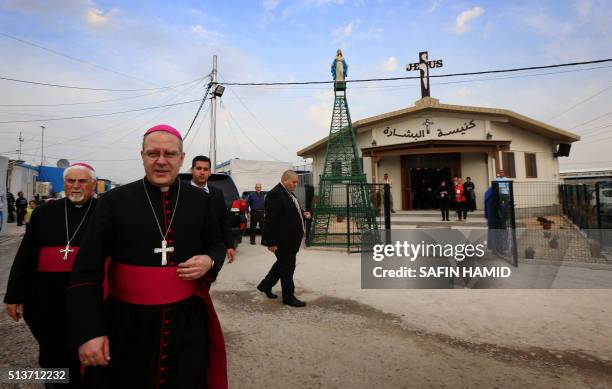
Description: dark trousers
xmin=250 ymin=210 xmax=265 ymax=244
xmin=16 ymin=209 xmax=26 ymax=226
xmin=440 ymin=202 xmax=450 ymax=220
xmin=456 ymin=202 xmax=467 ymax=220
xmin=259 ymin=248 xmax=297 ymax=301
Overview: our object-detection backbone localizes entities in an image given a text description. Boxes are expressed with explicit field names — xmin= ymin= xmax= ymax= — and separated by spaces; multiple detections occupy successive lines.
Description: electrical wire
xmin=0 ymin=99 xmax=201 ymax=124
xmin=220 ymin=58 xmax=612 ymax=86
xmin=0 ymin=75 xmax=206 ymax=92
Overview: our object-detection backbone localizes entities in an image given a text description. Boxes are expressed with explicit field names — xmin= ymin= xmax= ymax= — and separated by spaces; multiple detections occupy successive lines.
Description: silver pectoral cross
xmin=154 ymin=239 xmax=174 ymax=266
xmin=60 ymin=244 xmax=74 ymax=261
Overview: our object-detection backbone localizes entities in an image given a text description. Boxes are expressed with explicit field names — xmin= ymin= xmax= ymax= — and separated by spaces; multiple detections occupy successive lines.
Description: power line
xmin=219 ymin=58 xmax=612 ymax=86
xmin=0 ymin=77 xmax=205 ymax=107
xmin=569 ymin=110 xmax=612 ymax=130
xmin=184 ymin=83 xmax=212 ymax=141
xmin=220 ymin=103 xmax=280 ymax=161
xmin=0 ymin=99 xmax=201 ymax=124
xmin=546 ymin=84 xmax=612 ymax=122
xmin=219 ymin=73 xmax=291 ymax=151
xmin=0 ymin=31 xmax=168 ymax=88
xmin=0 ymin=74 xmax=206 ymax=92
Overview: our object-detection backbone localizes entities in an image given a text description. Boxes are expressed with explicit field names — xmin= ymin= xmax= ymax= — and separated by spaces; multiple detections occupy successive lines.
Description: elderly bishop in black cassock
xmin=66 ymin=125 xmax=227 ymax=388
xmin=4 ymin=162 xmax=99 ymax=388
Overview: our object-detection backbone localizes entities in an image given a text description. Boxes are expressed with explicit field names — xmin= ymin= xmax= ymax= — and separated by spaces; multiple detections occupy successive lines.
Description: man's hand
xmin=303 ymin=211 xmax=312 ymax=219
xmin=177 ymin=255 xmax=213 ymax=280
xmin=5 ymin=303 xmax=24 ymax=322
xmin=246 ymin=212 xmax=250 ymax=220
xmin=79 ymin=336 xmax=111 ymax=366
xmin=227 ymin=248 xmax=236 ymax=263
xmin=267 ymin=245 xmax=278 ymax=253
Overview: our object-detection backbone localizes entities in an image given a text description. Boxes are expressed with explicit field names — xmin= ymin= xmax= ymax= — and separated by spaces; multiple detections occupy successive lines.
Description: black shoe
xmin=250 ymin=242 xmax=256 ymax=245
xmin=257 ymin=284 xmax=277 ymax=299
xmin=283 ymin=297 xmax=306 ymax=307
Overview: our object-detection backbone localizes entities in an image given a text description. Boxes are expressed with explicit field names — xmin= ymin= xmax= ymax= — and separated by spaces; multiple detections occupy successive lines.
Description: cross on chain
xmin=154 ymin=239 xmax=174 ymax=266
xmin=60 ymin=244 xmax=74 ymax=261
xmin=406 ymin=51 xmax=443 ymax=98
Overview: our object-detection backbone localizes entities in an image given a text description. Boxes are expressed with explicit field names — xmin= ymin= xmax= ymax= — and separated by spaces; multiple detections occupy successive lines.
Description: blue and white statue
xmin=331 ymin=49 xmax=348 ymax=81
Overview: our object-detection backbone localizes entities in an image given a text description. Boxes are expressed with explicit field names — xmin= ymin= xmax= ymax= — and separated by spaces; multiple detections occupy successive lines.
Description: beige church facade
xmin=298 ymin=97 xmax=580 ymax=211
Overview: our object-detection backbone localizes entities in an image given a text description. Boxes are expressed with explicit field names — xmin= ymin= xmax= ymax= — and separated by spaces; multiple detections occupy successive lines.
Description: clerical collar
xmin=143 ymin=177 xmax=180 ymax=192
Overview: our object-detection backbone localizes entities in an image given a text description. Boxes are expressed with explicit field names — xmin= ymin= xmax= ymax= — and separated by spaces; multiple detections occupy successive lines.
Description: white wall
xmin=490 ymin=122 xmax=558 ymax=181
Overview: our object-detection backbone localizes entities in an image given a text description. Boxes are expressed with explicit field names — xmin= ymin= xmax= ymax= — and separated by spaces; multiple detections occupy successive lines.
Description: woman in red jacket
xmin=454 ymin=178 xmax=467 ymax=221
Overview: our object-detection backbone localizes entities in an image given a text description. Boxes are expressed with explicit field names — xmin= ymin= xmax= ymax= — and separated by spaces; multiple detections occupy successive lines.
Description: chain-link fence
xmin=294 ymin=183 xmax=391 ymax=252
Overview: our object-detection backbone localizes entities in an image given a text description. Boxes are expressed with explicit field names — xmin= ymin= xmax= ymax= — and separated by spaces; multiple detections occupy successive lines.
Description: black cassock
xmin=67 ymin=178 xmax=226 ymax=389
xmin=4 ymin=197 xmax=97 ymax=387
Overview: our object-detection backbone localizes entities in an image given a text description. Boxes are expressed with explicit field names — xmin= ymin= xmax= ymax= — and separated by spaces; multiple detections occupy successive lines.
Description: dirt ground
xmin=1 ymin=223 xmax=612 ymax=388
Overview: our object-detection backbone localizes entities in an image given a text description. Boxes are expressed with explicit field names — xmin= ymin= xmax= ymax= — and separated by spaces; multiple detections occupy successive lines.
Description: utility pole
xmin=209 ymin=55 xmax=218 ymax=172
xmin=17 ymin=132 xmax=24 ymax=160
xmin=40 ymin=125 xmax=46 ymax=166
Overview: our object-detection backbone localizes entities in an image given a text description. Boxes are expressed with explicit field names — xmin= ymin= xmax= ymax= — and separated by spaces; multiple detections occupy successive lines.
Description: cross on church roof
xmin=406 ymin=51 xmax=443 ymax=99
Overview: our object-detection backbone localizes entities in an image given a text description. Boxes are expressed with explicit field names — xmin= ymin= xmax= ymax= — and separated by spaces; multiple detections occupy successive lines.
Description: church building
xmin=297 ymin=96 xmax=580 ymax=210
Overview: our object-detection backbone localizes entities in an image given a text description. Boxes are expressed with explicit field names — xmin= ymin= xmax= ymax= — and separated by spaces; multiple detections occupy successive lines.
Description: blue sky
xmin=0 ymin=0 xmax=611 ymax=183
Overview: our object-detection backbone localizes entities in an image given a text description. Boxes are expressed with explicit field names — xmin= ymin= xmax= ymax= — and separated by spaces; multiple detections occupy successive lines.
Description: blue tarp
xmin=37 ymin=166 xmax=65 ymax=194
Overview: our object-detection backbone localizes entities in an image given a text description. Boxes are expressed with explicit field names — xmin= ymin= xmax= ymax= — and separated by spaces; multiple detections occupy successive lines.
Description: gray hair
xmin=63 ymin=165 xmax=96 ymax=181
xmin=281 ymin=170 xmax=297 ymax=181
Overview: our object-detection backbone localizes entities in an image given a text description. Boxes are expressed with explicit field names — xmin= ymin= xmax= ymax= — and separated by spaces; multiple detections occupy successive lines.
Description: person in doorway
xmin=382 ymin=173 xmax=395 ymax=213
xmin=464 ymin=177 xmax=476 ymax=211
xmin=454 ymin=178 xmax=467 ymax=221
xmin=437 ymin=181 xmax=451 ymax=221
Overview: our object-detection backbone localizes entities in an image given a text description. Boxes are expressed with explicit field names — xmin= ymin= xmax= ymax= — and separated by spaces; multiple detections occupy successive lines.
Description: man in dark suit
xmin=257 ymin=170 xmax=311 ymax=307
xmin=191 ymin=155 xmax=236 ymax=263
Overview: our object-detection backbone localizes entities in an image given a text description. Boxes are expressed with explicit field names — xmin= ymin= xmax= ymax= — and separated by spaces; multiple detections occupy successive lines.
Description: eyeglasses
xmin=65 ymin=178 xmax=92 ymax=185
xmin=143 ymin=150 xmax=182 ymax=160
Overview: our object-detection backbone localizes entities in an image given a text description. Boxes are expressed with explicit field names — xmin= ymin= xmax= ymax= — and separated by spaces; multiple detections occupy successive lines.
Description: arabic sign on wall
xmin=373 ymin=117 xmax=485 ymax=146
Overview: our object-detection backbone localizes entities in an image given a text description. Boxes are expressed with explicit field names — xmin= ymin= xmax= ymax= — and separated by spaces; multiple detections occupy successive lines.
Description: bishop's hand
xmin=79 ymin=336 xmax=111 ymax=366
xmin=177 ymin=255 xmax=213 ymax=280
xmin=5 ymin=303 xmax=24 ymax=322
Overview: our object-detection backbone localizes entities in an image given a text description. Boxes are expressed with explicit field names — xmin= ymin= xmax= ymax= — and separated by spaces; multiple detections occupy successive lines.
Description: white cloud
xmin=381 ymin=56 xmax=398 ymax=72
xmin=85 ymin=7 xmax=118 ymax=26
xmin=332 ymin=19 xmax=359 ymax=41
xmin=452 ymin=6 xmax=485 ymax=34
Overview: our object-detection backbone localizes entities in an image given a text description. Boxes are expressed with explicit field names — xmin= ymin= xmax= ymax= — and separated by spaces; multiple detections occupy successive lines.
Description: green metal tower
xmin=309 ymin=51 xmax=379 ymax=248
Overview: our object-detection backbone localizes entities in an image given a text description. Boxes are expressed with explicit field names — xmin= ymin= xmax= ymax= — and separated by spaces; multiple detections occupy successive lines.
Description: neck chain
xmin=142 ymin=179 xmax=181 ymax=265
xmin=61 ymin=198 xmax=93 ymax=260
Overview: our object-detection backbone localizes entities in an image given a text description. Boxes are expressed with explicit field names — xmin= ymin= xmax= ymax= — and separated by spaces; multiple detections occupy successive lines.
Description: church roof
xmin=297 ymin=97 xmax=580 ymax=157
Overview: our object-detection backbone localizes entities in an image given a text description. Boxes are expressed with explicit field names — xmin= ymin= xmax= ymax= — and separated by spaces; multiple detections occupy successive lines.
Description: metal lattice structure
xmin=309 ymin=82 xmax=379 ymax=247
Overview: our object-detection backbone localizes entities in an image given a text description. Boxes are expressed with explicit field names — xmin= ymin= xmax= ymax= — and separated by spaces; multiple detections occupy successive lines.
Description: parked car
xmin=179 ymin=173 xmax=247 ymax=247
xmin=242 ymin=190 xmax=267 ymax=234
